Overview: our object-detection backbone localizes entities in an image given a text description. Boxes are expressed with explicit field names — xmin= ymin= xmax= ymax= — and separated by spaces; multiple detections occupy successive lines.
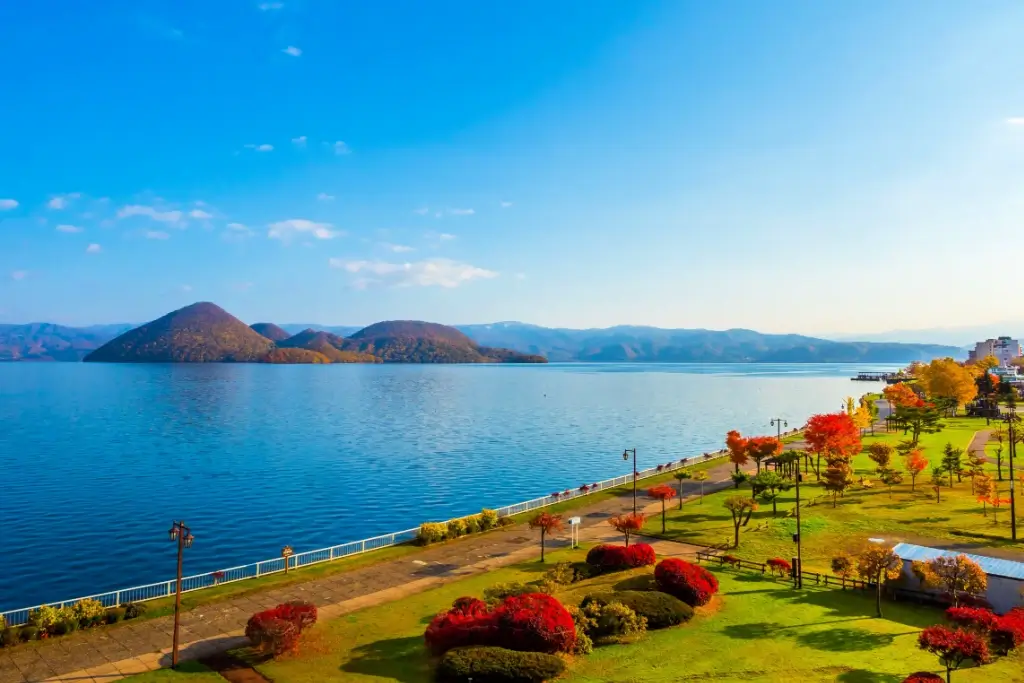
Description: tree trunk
xmin=911 ymin=474 xmax=916 ymax=492
xmin=945 ymin=666 xmax=951 ymax=683
xmin=540 ymin=530 xmax=546 ymax=562
xmin=677 ymin=481 xmax=684 ymax=509
xmin=733 ymin=520 xmax=740 ymax=548
xmin=624 ymin=531 xmax=630 ymax=548
xmin=772 ymin=495 xmax=777 ymax=516
xmin=661 ymin=501 xmax=666 ymax=533
xmin=875 ymin=576 xmax=883 ymax=618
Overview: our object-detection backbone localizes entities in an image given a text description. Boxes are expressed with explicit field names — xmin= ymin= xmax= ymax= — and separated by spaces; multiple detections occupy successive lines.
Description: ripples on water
xmin=0 ymin=362 xmax=894 ymax=608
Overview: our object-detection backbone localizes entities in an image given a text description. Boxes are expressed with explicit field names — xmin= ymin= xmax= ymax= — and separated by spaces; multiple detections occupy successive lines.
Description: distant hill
xmin=344 ymin=320 xmax=546 ymax=363
xmin=0 ymin=323 xmax=134 ymax=361
xmin=456 ymin=322 xmax=964 ymax=363
xmin=281 ymin=323 xmax=362 ymax=338
xmin=258 ymin=348 xmax=331 ymax=364
xmin=84 ymin=302 xmax=273 ymax=362
xmin=278 ymin=329 xmax=380 ymax=363
xmin=250 ymin=323 xmax=292 ymax=342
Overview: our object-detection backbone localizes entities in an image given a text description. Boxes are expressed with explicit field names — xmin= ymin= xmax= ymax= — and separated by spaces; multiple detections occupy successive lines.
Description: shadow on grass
xmin=835 ymin=669 xmax=906 ymax=683
xmin=721 ymin=621 xmax=785 ymax=640
xmin=764 ymin=586 xmax=937 ymax=629
xmin=613 ymin=574 xmax=655 ymax=591
xmin=795 ymin=627 xmax=897 ymax=652
xmin=342 ymin=635 xmax=430 ymax=683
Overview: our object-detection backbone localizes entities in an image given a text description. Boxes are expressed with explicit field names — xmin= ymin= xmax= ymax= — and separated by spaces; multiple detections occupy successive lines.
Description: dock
xmin=851 ymin=372 xmax=902 ymax=383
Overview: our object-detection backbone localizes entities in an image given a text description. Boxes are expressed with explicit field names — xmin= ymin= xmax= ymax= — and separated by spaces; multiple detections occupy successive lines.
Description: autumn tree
xmin=894 ymin=402 xmax=945 ymax=446
xmin=989 ymin=491 xmax=1010 ymax=525
xmin=916 ymin=555 xmax=987 ymax=607
xmin=745 ymin=436 xmax=781 ymax=474
xmin=671 ymin=470 xmax=691 ymax=509
xmin=970 ymin=354 xmax=999 ymax=375
xmin=845 ymin=396 xmax=856 ymax=416
xmin=693 ymin=471 xmax=709 ymax=503
xmin=917 ymin=626 xmax=990 ymax=683
xmin=990 ymin=428 xmax=1006 ymax=481
xmin=868 ymin=443 xmax=895 ymax=472
xmin=822 ymin=465 xmax=853 ymax=507
xmin=607 ymin=513 xmax=645 ymax=547
xmin=884 ymin=382 xmax=920 ymax=412
xmin=723 ymin=496 xmax=757 ymax=548
xmin=964 ymin=451 xmax=986 ymax=484
xmin=751 ymin=470 xmax=786 ymax=516
xmin=941 ymin=444 xmax=964 ymax=487
xmin=831 ymin=553 xmax=855 ymax=588
xmin=646 ymin=485 xmax=677 ymax=533
xmin=904 ymin=449 xmax=929 ymax=491
xmin=973 ymin=474 xmax=994 ymax=516
xmin=528 ymin=512 xmax=564 ymax=562
xmin=918 ymin=358 xmax=978 ymax=415
xmin=804 ymin=412 xmax=862 ymax=480
xmin=880 ymin=468 xmax=904 ymax=499
xmin=725 ymin=430 xmax=749 ymax=473
xmin=855 ymin=545 xmax=904 ymax=618
xmin=853 ymin=403 xmax=873 ymax=435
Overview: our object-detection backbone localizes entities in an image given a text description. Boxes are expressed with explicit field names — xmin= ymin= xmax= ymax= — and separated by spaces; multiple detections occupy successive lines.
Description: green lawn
xmin=121 ymin=661 xmax=223 ymax=682
xmin=649 ymin=416 xmax=1023 ymax=571
xmin=124 ymin=545 xmax=1023 ymax=683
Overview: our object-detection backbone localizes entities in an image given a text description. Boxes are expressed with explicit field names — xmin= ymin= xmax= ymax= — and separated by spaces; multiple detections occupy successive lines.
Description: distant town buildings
xmin=968 ymin=336 xmax=1022 ymax=366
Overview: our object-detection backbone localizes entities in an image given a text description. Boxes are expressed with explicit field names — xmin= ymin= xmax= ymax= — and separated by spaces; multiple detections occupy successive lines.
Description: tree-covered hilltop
xmin=342 ymin=320 xmax=547 ymax=363
xmin=258 ymin=348 xmax=331 ymax=364
xmin=250 ymin=323 xmax=292 ymax=342
xmin=84 ymin=302 xmax=274 ymax=363
xmin=277 ymin=329 xmax=380 ymax=363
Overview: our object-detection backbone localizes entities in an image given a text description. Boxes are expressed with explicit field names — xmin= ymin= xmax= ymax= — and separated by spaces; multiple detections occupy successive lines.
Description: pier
xmin=850 ymin=371 xmax=902 ymax=383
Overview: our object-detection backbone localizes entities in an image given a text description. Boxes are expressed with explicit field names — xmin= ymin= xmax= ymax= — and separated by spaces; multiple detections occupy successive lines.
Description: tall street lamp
xmin=1004 ymin=405 xmax=1018 ymax=541
xmin=168 ymin=521 xmax=195 ymax=669
xmin=770 ymin=417 xmax=787 ymax=474
xmin=622 ymin=448 xmax=637 ymax=515
xmin=773 ymin=417 xmax=801 ymax=588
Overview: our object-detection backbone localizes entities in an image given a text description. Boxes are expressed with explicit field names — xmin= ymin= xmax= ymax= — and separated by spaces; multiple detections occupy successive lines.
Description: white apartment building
xmin=968 ymin=336 xmax=1022 ymax=366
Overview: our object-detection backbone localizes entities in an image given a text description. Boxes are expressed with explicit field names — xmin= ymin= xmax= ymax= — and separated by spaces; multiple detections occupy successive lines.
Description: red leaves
xmin=424 ymin=593 xmax=575 ymax=655
xmin=646 ymin=484 xmax=677 ymax=502
xmin=766 ymin=558 xmax=792 ymax=576
xmin=991 ymin=608 xmax=1024 ymax=655
xmin=654 ymin=558 xmax=719 ymax=607
xmin=726 ymin=430 xmax=749 ymax=467
xmin=585 ymin=543 xmax=656 ymax=571
xmin=745 ymin=436 xmax=782 ymax=462
xmin=901 ymin=673 xmax=944 ymax=683
xmin=917 ymin=625 xmax=991 ymax=669
xmin=528 ymin=512 xmax=564 ymax=534
xmin=804 ymin=413 xmax=862 ymax=464
xmin=244 ymin=601 xmax=318 ymax=656
xmin=946 ymin=606 xmax=1000 ymax=632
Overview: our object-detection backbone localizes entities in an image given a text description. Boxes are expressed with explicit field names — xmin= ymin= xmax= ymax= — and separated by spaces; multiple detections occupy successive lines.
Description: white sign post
xmin=569 ymin=517 xmax=581 ymax=549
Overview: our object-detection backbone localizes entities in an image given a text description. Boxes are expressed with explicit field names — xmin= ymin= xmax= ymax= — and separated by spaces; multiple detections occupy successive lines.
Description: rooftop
xmin=892 ymin=542 xmax=1024 ymax=580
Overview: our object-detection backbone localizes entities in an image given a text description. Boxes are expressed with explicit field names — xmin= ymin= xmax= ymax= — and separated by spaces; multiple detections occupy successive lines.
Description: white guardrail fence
xmin=0 ymin=431 xmax=799 ymax=627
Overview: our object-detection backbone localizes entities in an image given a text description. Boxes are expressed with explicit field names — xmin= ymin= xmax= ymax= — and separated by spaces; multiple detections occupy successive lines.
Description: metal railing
xmin=0 ymin=429 xmax=800 ymax=627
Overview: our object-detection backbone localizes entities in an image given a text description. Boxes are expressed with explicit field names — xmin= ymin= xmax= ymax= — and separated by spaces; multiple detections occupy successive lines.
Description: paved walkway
xmin=0 ymin=459 xmax=741 ymax=683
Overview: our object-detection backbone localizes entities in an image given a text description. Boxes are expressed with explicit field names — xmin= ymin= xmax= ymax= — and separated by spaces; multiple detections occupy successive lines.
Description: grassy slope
xmin=651 ymin=417 xmax=1023 ymax=570
xmin=125 ymin=546 xmax=1022 ymax=683
xmin=121 ymin=661 xmax=223 ymax=682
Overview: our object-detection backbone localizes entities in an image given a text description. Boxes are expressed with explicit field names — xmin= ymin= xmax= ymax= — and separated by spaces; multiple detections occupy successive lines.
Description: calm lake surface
xmin=0 ymin=362 xmax=894 ymax=609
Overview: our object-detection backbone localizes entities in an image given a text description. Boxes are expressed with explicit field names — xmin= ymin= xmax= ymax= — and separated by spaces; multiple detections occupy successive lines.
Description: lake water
xmin=0 ymin=362 xmax=894 ymax=610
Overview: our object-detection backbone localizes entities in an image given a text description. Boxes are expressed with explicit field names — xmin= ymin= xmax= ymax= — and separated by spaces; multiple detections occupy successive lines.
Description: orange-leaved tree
xmin=904 ymin=449 xmax=929 ymax=491
xmin=917 ymin=358 xmax=978 ymax=415
xmin=915 ymin=555 xmax=987 ymax=608
xmin=725 ymin=430 xmax=749 ymax=473
xmin=883 ymin=382 xmax=920 ymax=411
xmin=804 ymin=412 xmax=862 ymax=480
xmin=855 ymin=545 xmax=903 ymax=618
xmin=647 ymin=485 xmax=677 ymax=533
xmin=745 ymin=436 xmax=781 ymax=474
xmin=527 ymin=512 xmax=564 ymax=562
xmin=988 ymin=492 xmax=1011 ymax=525
xmin=973 ymin=474 xmax=994 ymax=516
xmin=608 ymin=512 xmax=645 ymax=547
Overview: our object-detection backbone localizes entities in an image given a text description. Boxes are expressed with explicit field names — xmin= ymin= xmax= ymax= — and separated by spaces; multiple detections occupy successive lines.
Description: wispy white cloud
xmin=244 ymin=143 xmax=274 ymax=152
xmin=86 ymin=243 xmax=102 ymax=254
xmin=0 ymin=199 xmax=17 ymax=210
xmin=56 ymin=224 xmax=83 ymax=233
xmin=282 ymin=46 xmax=302 ymax=57
xmin=268 ymin=218 xmax=340 ymax=242
xmin=223 ymin=223 xmax=254 ymax=242
xmin=258 ymin=1 xmax=284 ymax=9
xmin=413 ymin=207 xmax=429 ymax=215
xmin=1007 ymin=117 xmax=1024 ymax=126
xmin=325 ymin=140 xmax=350 ymax=155
xmin=10 ymin=270 xmax=27 ymax=281
xmin=227 ymin=222 xmax=250 ymax=232
xmin=316 ymin=192 xmax=335 ymax=202
xmin=47 ymin=193 xmax=81 ymax=210
xmin=117 ymin=205 xmax=184 ymax=225
xmin=329 ymin=257 xmax=497 ymax=289
xmin=145 ymin=230 xmax=170 ymax=240
xmin=380 ymin=242 xmax=415 ymax=253
xmin=500 ymin=201 xmax=513 ymax=208
xmin=189 ymin=209 xmax=213 ymax=219
xmin=439 ymin=233 xmax=456 ymax=241
xmin=291 ymin=135 xmax=307 ymax=147
xmin=448 ymin=208 xmax=475 ymax=216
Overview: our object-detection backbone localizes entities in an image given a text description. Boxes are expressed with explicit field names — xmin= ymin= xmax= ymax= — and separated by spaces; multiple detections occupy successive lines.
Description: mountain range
xmin=1 ymin=312 xmax=965 ymax=363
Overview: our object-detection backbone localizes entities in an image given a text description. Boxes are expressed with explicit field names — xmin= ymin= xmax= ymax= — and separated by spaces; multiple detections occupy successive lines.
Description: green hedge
xmin=581 ymin=590 xmax=693 ymax=629
xmin=437 ymin=646 xmax=566 ymax=683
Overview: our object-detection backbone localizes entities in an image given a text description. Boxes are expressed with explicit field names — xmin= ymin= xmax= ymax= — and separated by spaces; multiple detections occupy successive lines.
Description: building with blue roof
xmin=893 ymin=543 xmax=1024 ymax=613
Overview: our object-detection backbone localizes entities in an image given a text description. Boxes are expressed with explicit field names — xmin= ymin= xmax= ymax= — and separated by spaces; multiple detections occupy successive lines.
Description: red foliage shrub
xmin=917 ymin=625 xmax=991 ymax=671
xmin=450 ymin=597 xmax=488 ymax=618
xmin=424 ymin=593 xmax=575 ymax=655
xmin=766 ymin=558 xmax=792 ymax=576
xmin=585 ymin=544 xmax=655 ymax=571
xmin=990 ymin=610 xmax=1024 ymax=654
xmin=244 ymin=601 xmax=317 ymax=656
xmin=654 ymin=558 xmax=719 ymax=607
xmin=901 ymin=673 xmax=943 ymax=683
xmin=945 ymin=606 xmax=999 ymax=632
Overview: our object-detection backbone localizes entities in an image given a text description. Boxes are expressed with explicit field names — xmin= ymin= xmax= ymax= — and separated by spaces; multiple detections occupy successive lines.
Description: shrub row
xmin=425 ymin=593 xmax=577 ymax=655
xmin=419 ymin=509 xmax=503 ymax=544
xmin=245 ymin=601 xmax=318 ymax=656
xmin=437 ymin=646 xmax=566 ymax=683
xmin=1 ymin=601 xmax=148 ymax=648
xmin=945 ymin=606 xmax=1024 ymax=655
xmin=585 ymin=544 xmax=656 ymax=572
xmin=580 ymin=591 xmax=693 ymax=629
xmin=654 ymin=558 xmax=720 ymax=607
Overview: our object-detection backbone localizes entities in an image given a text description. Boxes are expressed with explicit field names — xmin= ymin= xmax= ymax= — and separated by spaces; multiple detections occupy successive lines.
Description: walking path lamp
xmin=623 ymin=448 xmax=637 ymax=514
xmin=168 ymin=521 xmax=194 ymax=669
xmin=1003 ymin=407 xmax=1018 ymax=541
xmin=770 ymin=417 xmax=788 ymax=473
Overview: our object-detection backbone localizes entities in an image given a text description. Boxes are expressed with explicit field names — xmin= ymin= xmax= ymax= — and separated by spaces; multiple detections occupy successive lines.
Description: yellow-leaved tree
xmin=917 ymin=358 xmax=978 ymax=413
xmin=853 ymin=403 xmax=873 ymax=435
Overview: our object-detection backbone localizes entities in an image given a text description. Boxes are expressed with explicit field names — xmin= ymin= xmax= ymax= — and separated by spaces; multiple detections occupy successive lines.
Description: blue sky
xmin=2 ymin=1 xmax=1024 ymax=334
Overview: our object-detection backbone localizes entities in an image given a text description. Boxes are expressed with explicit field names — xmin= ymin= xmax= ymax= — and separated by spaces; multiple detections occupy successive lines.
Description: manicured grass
xmin=651 ymin=417 xmax=1023 ymax=570
xmin=121 ymin=661 xmax=223 ymax=682
xmin=125 ymin=546 xmax=1022 ymax=682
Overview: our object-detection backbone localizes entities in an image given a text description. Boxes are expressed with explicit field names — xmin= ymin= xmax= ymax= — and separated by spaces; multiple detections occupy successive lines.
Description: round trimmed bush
xmin=105 ymin=607 xmax=127 ymax=624
xmin=581 ymin=591 xmax=693 ymax=629
xmin=437 ymin=646 xmax=566 ymax=683
xmin=19 ymin=626 xmax=39 ymax=642
xmin=1 ymin=628 xmax=19 ymax=648
xmin=626 ymin=543 xmax=656 ymax=568
xmin=120 ymin=602 xmax=148 ymax=619
xmin=654 ymin=558 xmax=719 ymax=607
xmin=902 ymin=674 xmax=943 ymax=683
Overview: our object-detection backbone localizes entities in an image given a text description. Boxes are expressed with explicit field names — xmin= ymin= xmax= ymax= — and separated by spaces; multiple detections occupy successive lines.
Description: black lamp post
xmin=1003 ymin=406 xmax=1018 ymax=542
xmin=770 ymin=417 xmax=788 ymax=473
xmin=622 ymin=448 xmax=637 ymax=515
xmin=771 ymin=417 xmax=800 ymax=587
xmin=168 ymin=521 xmax=195 ymax=669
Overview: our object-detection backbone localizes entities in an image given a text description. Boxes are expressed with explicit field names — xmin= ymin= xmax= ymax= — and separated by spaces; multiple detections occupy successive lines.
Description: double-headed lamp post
xmin=1003 ymin=408 xmax=1018 ymax=542
xmin=168 ymin=521 xmax=195 ymax=669
xmin=772 ymin=417 xmax=801 ymax=588
xmin=622 ymin=448 xmax=637 ymax=515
